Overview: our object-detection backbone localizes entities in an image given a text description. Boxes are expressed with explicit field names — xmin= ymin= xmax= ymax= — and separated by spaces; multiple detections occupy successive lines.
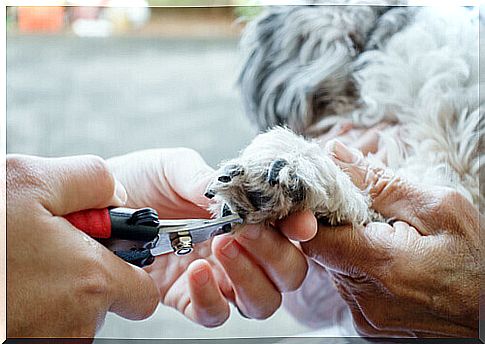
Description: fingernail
xmin=331 ymin=140 xmax=358 ymax=164
xmin=241 ymin=225 xmax=260 ymax=240
xmin=221 ymin=240 xmax=238 ymax=259
xmin=114 ymin=179 xmax=128 ymax=205
xmin=192 ymin=267 xmax=209 ymax=286
xmin=337 ymin=121 xmax=353 ymax=135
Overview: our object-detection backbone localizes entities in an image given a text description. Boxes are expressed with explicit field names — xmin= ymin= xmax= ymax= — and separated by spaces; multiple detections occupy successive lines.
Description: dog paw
xmin=206 ymin=127 xmax=372 ymax=225
xmin=205 ymin=157 xmax=306 ymax=223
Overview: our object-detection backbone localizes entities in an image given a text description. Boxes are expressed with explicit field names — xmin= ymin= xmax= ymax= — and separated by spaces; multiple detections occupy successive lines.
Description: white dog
xmin=205 ymin=5 xmax=483 ymax=225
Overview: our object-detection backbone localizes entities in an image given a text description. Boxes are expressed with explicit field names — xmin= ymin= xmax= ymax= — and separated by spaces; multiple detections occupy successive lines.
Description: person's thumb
xmin=30 ymin=155 xmax=127 ymax=215
xmin=301 ymin=222 xmax=398 ymax=277
xmin=108 ymin=148 xmax=214 ymax=219
xmin=326 ymin=140 xmax=441 ymax=235
xmin=160 ymin=148 xmax=215 ymax=210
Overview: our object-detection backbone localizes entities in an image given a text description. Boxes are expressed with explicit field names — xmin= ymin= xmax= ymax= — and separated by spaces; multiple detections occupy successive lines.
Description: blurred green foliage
xmin=145 ymin=1 xmax=263 ymax=20
xmin=6 ymin=7 xmax=17 ymax=32
xmin=234 ymin=6 xmax=262 ymax=20
xmin=148 ymin=0 xmax=235 ymax=5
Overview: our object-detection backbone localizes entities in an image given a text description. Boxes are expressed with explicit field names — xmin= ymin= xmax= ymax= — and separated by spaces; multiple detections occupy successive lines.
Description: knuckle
xmin=84 ymin=155 xmax=115 ymax=198
xmin=78 ymin=267 xmax=111 ymax=299
xmin=7 ymin=155 xmax=44 ymax=189
xmin=85 ymin=155 xmax=112 ymax=181
xmin=6 ymin=155 xmax=50 ymax=204
xmin=76 ymin=255 xmax=112 ymax=298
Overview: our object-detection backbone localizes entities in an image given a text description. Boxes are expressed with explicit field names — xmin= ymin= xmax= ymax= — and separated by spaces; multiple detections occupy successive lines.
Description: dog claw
xmin=266 ymin=159 xmax=289 ymax=186
xmin=221 ymin=203 xmax=233 ymax=217
xmin=204 ymin=189 xmax=216 ymax=199
xmin=218 ymin=175 xmax=232 ymax=183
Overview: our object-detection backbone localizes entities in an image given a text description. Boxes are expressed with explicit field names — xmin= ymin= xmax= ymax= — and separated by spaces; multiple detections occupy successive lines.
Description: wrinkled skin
xmin=9 ymin=124 xmax=480 ymax=337
xmin=301 ymin=139 xmax=481 ymax=337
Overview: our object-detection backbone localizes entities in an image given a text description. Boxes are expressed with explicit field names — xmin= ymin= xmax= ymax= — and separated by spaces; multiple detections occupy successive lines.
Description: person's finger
xmin=104 ymin=250 xmax=159 ymax=320
xmin=302 ymin=221 xmax=420 ymax=277
xmin=373 ymin=146 xmax=388 ymax=165
xmin=212 ymin=235 xmax=282 ymax=319
xmin=234 ymin=224 xmax=308 ymax=292
xmin=276 ymin=210 xmax=318 ymax=242
xmin=185 ymin=259 xmax=230 ymax=327
xmin=389 ymin=221 xmax=422 ymax=247
xmin=352 ymin=122 xmax=388 ymax=155
xmin=160 ymin=148 xmax=215 ymax=210
xmin=8 ymin=155 xmax=126 ymax=215
xmin=313 ymin=120 xmax=354 ymax=143
xmin=108 ymin=148 xmax=214 ymax=218
xmin=326 ymin=140 xmax=455 ymax=235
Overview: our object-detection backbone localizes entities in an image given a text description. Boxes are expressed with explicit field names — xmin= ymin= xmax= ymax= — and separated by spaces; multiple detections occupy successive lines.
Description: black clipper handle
xmin=113 ymin=248 xmax=155 ymax=267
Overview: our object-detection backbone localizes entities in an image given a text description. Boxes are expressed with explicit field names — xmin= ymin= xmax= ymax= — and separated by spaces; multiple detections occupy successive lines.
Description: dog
xmin=205 ymin=5 xmax=483 ymax=226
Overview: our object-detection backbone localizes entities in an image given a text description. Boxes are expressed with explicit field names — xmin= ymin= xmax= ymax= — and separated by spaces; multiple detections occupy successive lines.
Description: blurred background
xmin=6 ymin=3 xmax=261 ymax=167
xmin=6 ymin=2 xmax=311 ymax=340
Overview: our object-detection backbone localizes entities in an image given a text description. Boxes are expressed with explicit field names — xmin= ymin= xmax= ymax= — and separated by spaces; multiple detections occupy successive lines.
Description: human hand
xmin=7 ymin=155 xmax=159 ymax=338
xmin=301 ymin=141 xmax=481 ymax=337
xmin=316 ymin=121 xmax=397 ymax=161
xmin=283 ymin=121 xmax=395 ymax=329
xmin=108 ymin=148 xmax=317 ymax=327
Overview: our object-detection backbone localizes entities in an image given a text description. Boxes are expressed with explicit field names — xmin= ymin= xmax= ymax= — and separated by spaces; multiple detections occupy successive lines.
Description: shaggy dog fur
xmin=205 ymin=5 xmax=483 ymax=225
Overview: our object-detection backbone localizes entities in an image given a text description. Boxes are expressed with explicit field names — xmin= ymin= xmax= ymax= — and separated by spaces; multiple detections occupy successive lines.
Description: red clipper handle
xmin=65 ymin=208 xmax=112 ymax=239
